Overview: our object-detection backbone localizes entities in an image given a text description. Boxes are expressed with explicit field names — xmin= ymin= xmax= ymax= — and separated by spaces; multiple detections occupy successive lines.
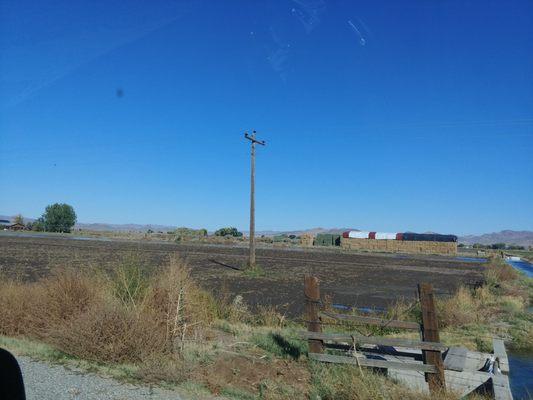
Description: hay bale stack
xmin=300 ymin=233 xmax=314 ymax=247
xmin=340 ymin=237 xmax=457 ymax=255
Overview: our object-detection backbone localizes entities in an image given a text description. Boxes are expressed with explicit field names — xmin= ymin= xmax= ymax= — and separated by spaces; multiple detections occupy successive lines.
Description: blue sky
xmin=1 ymin=0 xmax=532 ymax=235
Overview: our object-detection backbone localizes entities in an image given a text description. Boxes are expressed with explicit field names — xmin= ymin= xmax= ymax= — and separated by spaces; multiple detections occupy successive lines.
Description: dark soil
xmin=0 ymin=233 xmax=485 ymax=317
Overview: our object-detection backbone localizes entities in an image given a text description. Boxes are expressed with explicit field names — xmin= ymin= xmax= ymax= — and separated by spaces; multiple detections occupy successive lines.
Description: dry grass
xmin=0 ymin=256 xmax=217 ymax=367
xmin=437 ymin=259 xmax=530 ymax=336
xmin=0 ymin=268 xmax=104 ymax=338
xmin=309 ymin=362 xmax=477 ymax=400
xmin=485 ymin=258 xmax=520 ymax=284
xmin=1 ymin=255 xmax=526 ymax=399
xmin=382 ymin=257 xmax=532 ymax=352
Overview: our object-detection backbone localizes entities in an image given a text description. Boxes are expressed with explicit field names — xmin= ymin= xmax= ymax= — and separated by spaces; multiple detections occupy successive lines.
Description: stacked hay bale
xmin=315 ymin=233 xmax=341 ymax=247
xmin=340 ymin=231 xmax=457 ymax=255
xmin=300 ymin=233 xmax=314 ymax=247
xmin=341 ymin=238 xmax=457 ymax=255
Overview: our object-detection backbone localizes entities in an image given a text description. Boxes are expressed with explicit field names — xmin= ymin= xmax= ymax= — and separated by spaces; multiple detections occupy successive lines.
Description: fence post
xmin=304 ymin=276 xmax=323 ymax=354
xmin=418 ymin=283 xmax=445 ymax=393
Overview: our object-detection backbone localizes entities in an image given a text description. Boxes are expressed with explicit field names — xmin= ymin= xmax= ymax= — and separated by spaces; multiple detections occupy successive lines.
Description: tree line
xmin=459 ymin=243 xmax=528 ymax=250
xmin=25 ymin=203 xmax=77 ymax=233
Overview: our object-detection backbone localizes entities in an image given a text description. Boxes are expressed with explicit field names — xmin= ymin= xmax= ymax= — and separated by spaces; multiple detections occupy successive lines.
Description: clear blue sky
xmin=1 ymin=0 xmax=532 ymax=235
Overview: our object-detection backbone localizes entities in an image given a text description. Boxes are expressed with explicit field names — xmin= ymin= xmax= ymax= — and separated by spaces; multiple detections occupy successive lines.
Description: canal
xmin=505 ymin=257 xmax=533 ymax=399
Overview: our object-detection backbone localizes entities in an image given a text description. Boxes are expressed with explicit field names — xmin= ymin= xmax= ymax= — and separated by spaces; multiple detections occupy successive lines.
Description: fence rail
xmin=308 ymin=352 xmax=438 ymax=373
xmin=300 ymin=331 xmax=448 ymax=351
xmin=319 ymin=311 xmax=421 ymax=330
xmin=303 ymin=276 xmax=446 ymax=395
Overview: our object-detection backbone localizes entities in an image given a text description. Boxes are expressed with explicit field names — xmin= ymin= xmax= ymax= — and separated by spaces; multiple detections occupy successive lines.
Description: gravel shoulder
xmin=18 ymin=356 xmax=189 ymax=400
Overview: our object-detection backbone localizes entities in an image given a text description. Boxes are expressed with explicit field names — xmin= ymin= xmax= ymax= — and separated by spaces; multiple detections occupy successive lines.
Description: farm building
xmin=0 ymin=220 xmax=27 ymax=231
xmin=314 ymin=230 xmax=457 ymax=255
xmin=8 ymin=223 xmax=26 ymax=231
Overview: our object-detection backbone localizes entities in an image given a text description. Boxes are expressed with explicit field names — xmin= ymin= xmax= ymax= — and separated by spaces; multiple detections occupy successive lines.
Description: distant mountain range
xmin=0 ymin=215 xmax=177 ymax=233
xmin=458 ymin=230 xmax=533 ymax=247
xmin=2 ymin=214 xmax=532 ymax=246
xmin=257 ymin=227 xmax=360 ymax=237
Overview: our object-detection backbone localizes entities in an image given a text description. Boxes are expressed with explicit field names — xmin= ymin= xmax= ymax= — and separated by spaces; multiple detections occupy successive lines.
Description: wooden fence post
xmin=418 ymin=283 xmax=445 ymax=393
xmin=304 ymin=276 xmax=323 ymax=354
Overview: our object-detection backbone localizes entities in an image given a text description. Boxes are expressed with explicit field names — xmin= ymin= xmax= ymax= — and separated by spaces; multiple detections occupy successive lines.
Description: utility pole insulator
xmin=244 ymin=130 xmax=266 ymax=268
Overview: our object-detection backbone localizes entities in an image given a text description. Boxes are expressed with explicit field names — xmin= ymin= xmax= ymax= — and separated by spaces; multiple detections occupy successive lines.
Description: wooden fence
xmin=301 ymin=276 xmax=447 ymax=394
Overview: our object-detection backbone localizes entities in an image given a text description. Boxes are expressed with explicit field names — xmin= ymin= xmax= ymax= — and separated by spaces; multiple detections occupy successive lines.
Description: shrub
xmin=31 ymin=218 xmax=46 ymax=231
xmin=47 ymin=300 xmax=165 ymax=363
xmin=111 ymin=255 xmax=153 ymax=309
xmin=0 ymin=256 xmax=218 ymax=368
xmin=174 ymin=227 xmax=208 ymax=242
xmin=485 ymin=259 xmax=519 ymax=285
xmin=214 ymin=227 xmax=243 ymax=237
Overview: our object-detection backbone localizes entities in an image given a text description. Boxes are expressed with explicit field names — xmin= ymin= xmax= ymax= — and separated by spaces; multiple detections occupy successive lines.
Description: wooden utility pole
xmin=244 ymin=131 xmax=265 ymax=268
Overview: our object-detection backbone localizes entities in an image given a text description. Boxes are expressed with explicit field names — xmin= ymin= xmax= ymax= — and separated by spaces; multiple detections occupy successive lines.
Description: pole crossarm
xmin=244 ymin=131 xmax=266 ymax=146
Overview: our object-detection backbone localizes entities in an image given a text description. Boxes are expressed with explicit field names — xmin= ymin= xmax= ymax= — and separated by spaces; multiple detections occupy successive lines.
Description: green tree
xmin=13 ymin=214 xmax=24 ymax=225
xmin=31 ymin=218 xmax=45 ymax=231
xmin=42 ymin=203 xmax=77 ymax=233
xmin=198 ymin=228 xmax=208 ymax=237
xmin=490 ymin=243 xmax=506 ymax=250
xmin=214 ymin=227 xmax=243 ymax=237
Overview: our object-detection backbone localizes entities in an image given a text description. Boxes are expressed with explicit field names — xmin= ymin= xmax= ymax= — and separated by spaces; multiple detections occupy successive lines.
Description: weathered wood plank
xmin=389 ymin=368 xmax=496 ymax=397
xmin=304 ymin=276 xmax=323 ymax=354
xmin=493 ymin=338 xmax=509 ymax=374
xmin=493 ymin=372 xmax=513 ymax=400
xmin=308 ymin=352 xmax=438 ymax=373
xmin=445 ymin=370 xmax=492 ymax=398
xmin=320 ymin=311 xmax=421 ymax=330
xmin=301 ymin=331 xmax=448 ymax=351
xmin=418 ymin=283 xmax=446 ymax=392
xmin=443 ymin=347 xmax=468 ymax=372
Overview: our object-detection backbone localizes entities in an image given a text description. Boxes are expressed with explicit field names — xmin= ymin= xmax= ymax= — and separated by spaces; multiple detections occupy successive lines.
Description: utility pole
xmin=244 ymin=130 xmax=265 ymax=268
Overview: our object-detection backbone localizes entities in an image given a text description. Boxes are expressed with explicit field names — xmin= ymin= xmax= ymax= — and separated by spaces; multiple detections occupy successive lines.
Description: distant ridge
xmin=459 ymin=230 xmax=533 ymax=247
xmin=2 ymin=214 xmax=531 ymax=245
xmin=265 ymin=227 xmax=360 ymax=237
xmin=0 ymin=215 xmax=177 ymax=233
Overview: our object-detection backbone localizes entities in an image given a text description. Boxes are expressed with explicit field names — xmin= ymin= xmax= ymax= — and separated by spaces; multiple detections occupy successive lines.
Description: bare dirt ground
xmin=0 ymin=233 xmax=485 ymax=317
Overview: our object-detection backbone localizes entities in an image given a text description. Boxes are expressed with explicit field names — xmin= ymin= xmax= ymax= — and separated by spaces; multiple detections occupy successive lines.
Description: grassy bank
xmin=438 ymin=258 xmax=532 ymax=352
xmin=0 ymin=255 xmax=530 ymax=399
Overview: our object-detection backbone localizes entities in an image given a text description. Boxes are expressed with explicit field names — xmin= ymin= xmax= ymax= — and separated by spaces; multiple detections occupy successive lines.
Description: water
xmin=506 ymin=258 xmax=533 ymax=278
xmin=455 ymin=256 xmax=487 ymax=263
xmin=332 ymin=304 xmax=385 ymax=314
xmin=505 ymin=257 xmax=533 ymax=399
xmin=509 ymin=352 xmax=533 ymax=399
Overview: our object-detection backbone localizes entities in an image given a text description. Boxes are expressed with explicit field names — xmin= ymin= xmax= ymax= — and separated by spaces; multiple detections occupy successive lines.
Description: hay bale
xmin=340 ymin=237 xmax=456 ymax=255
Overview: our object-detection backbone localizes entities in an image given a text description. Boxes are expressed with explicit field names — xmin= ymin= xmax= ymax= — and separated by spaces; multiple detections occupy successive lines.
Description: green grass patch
xmin=221 ymin=386 xmax=257 ymax=400
xmin=251 ymin=330 xmax=307 ymax=359
xmin=241 ymin=264 xmax=266 ymax=278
